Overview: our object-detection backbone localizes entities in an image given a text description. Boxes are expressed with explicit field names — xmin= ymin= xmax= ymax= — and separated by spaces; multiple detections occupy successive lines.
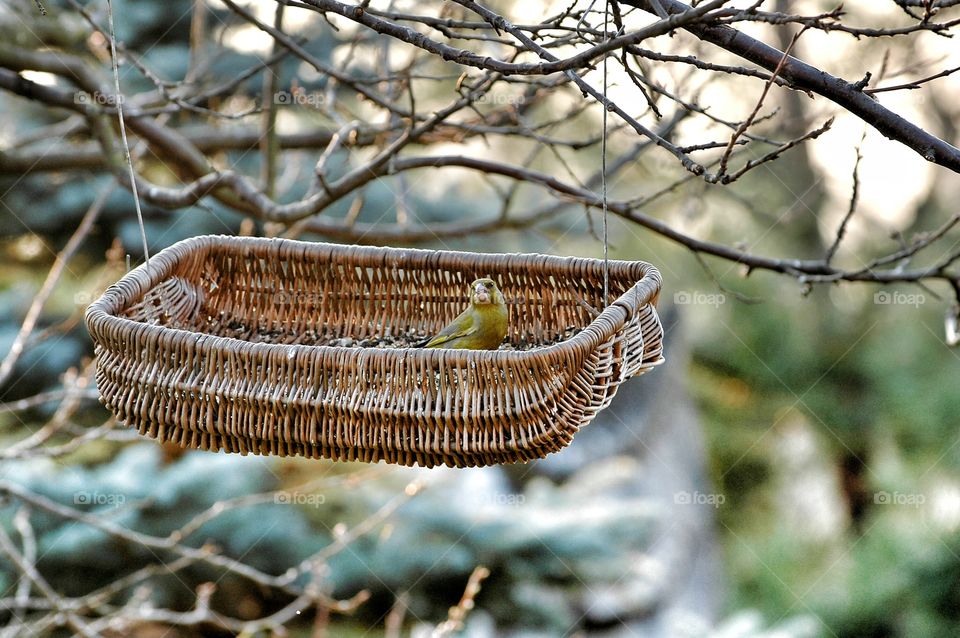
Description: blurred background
xmin=1 ymin=0 xmax=959 ymax=636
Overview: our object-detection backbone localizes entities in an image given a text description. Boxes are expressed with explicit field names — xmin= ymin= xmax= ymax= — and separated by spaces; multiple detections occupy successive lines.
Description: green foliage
xmin=684 ymin=248 xmax=960 ymax=638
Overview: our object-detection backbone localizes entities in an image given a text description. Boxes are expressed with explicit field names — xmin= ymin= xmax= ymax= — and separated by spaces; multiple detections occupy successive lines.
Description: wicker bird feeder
xmin=85 ymin=235 xmax=663 ymax=468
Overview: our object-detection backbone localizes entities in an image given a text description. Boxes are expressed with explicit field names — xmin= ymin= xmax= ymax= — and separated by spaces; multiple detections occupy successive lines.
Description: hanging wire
xmin=601 ymin=0 xmax=610 ymax=308
xmin=106 ymin=0 xmax=150 ymax=266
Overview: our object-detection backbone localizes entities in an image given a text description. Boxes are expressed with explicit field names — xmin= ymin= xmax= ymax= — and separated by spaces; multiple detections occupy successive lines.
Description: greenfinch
xmin=423 ymin=277 xmax=508 ymax=350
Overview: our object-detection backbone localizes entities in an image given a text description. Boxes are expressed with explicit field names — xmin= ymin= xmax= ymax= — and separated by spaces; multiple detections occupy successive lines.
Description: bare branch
xmin=624 ymin=0 xmax=960 ymax=172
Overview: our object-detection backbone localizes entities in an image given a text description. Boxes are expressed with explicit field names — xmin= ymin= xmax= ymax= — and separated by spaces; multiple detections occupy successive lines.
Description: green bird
xmin=423 ymin=277 xmax=509 ymax=350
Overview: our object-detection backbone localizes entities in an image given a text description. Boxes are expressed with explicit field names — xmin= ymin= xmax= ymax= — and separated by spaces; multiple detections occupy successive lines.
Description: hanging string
xmin=601 ymin=0 xmax=610 ymax=308
xmin=106 ymin=0 xmax=150 ymax=266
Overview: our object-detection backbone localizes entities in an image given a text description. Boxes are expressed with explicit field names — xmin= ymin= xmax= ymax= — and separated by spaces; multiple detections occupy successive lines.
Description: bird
xmin=422 ymin=277 xmax=509 ymax=350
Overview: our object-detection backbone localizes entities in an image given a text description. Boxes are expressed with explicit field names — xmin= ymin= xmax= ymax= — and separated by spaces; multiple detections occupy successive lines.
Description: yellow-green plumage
xmin=424 ymin=277 xmax=508 ymax=350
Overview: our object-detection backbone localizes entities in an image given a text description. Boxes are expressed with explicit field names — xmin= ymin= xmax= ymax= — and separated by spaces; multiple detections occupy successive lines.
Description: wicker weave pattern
xmin=85 ymin=236 xmax=663 ymax=467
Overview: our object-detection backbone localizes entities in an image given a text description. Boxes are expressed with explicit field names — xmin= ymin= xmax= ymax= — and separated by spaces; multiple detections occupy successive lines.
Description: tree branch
xmin=623 ymin=0 xmax=960 ymax=173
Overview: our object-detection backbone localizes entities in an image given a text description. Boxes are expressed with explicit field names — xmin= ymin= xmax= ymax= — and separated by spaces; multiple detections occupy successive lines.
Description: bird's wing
xmin=424 ymin=310 xmax=477 ymax=348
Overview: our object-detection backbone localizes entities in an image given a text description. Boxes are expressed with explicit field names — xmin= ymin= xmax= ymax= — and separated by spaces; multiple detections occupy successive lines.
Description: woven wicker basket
xmin=85 ymin=235 xmax=663 ymax=468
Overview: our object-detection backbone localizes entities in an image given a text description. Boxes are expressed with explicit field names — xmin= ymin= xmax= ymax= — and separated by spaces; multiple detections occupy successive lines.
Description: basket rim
xmin=85 ymin=235 xmax=662 ymax=364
